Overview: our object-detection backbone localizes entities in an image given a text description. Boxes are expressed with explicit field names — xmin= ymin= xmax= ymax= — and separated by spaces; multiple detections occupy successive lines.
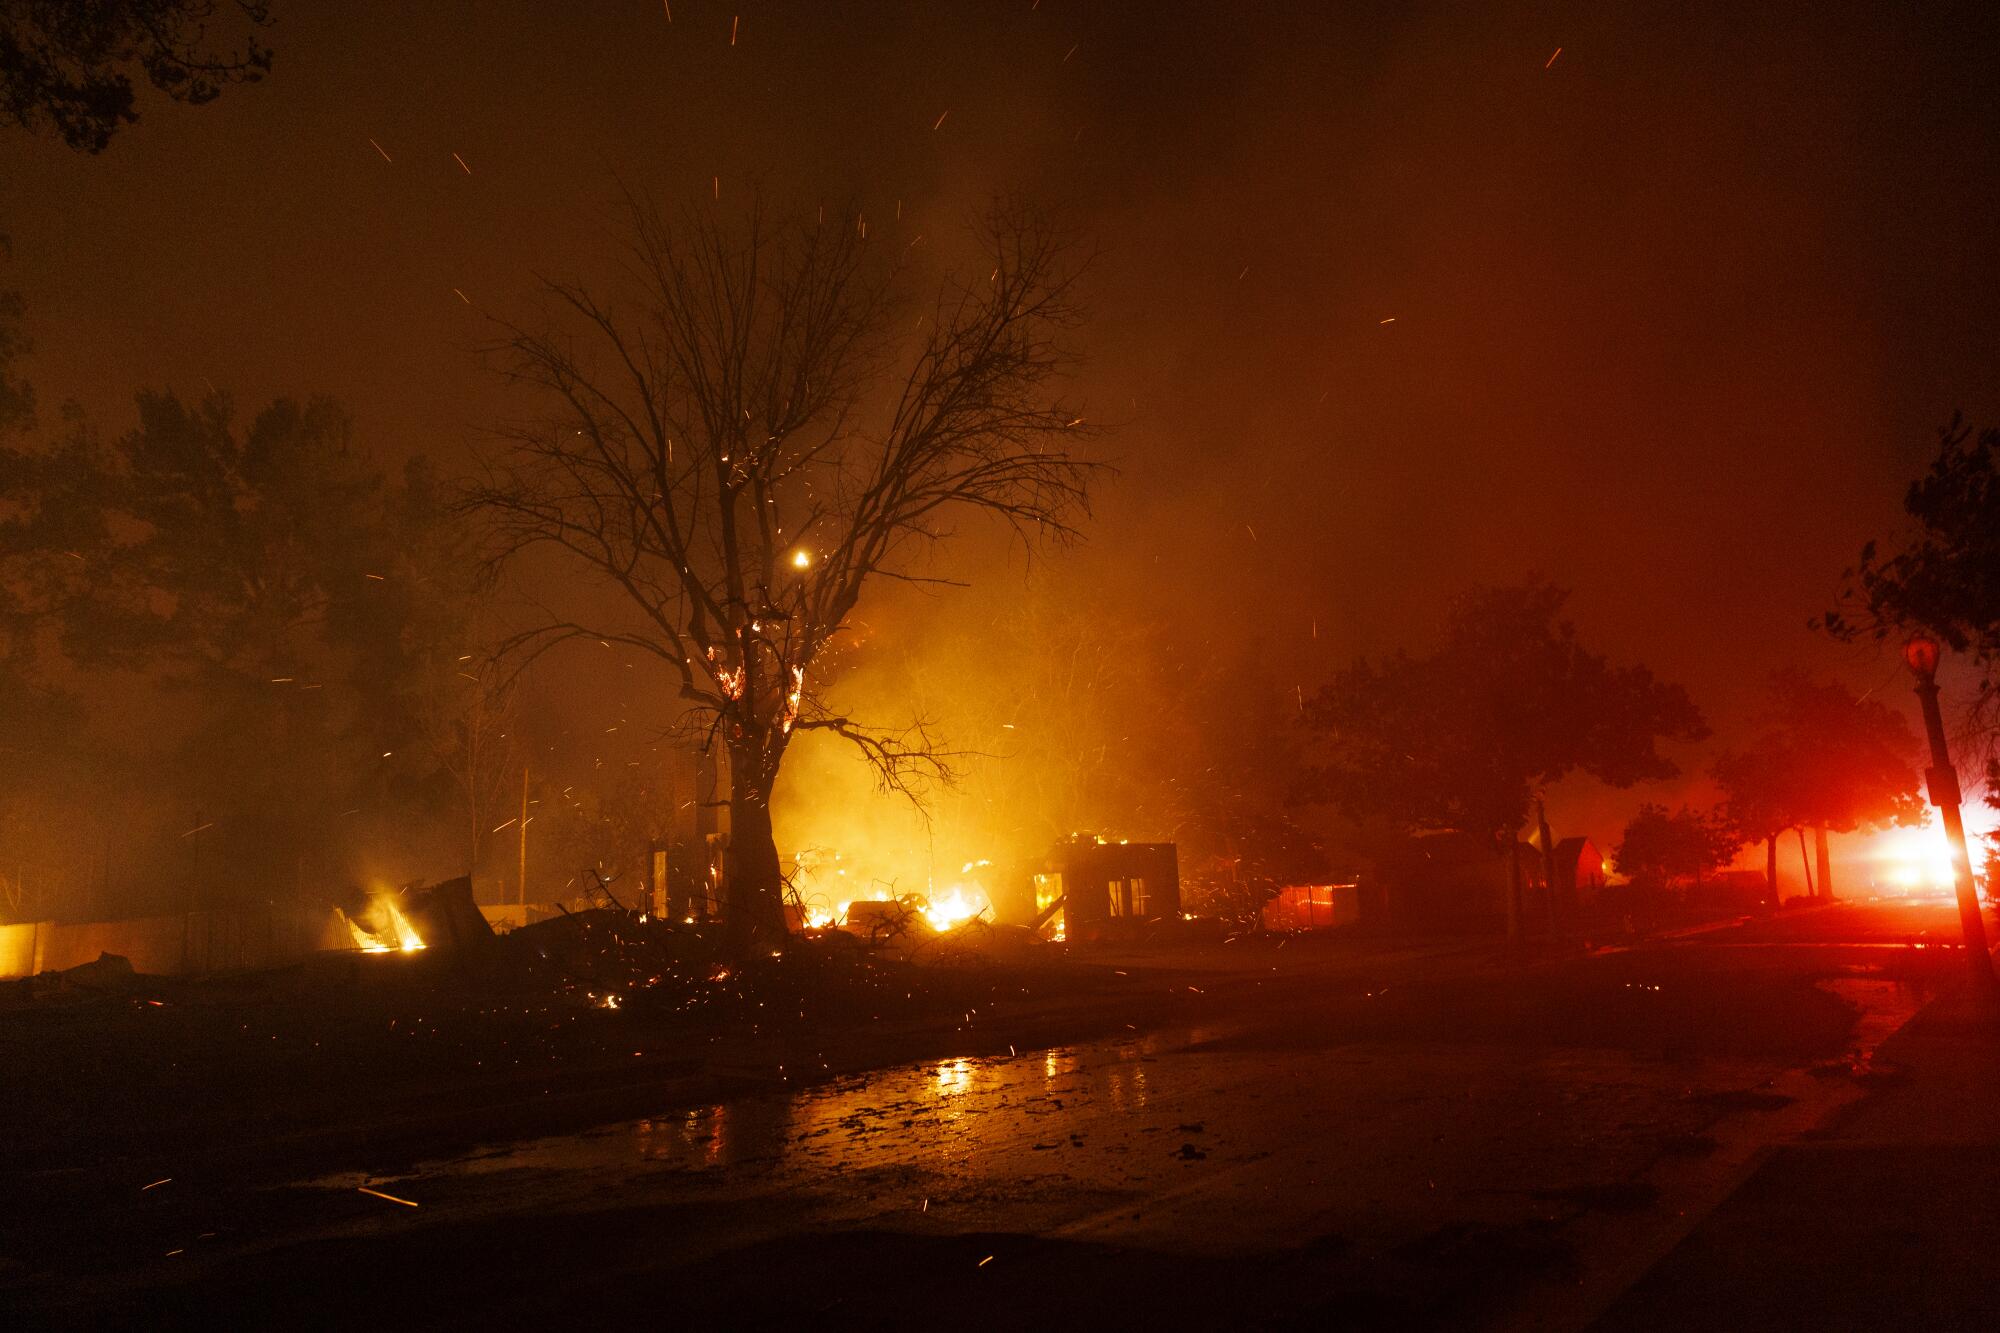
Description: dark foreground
xmin=4 ymin=899 xmax=1995 ymax=1330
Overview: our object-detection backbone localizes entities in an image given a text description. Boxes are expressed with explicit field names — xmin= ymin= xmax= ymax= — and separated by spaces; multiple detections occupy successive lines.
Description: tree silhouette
xmin=468 ymin=195 xmax=1097 ymax=947
xmin=2 ymin=391 xmax=475 ymax=892
xmin=1613 ymin=803 xmax=1732 ymax=893
xmin=1825 ymin=415 xmax=2000 ymax=803
xmin=1713 ymin=671 xmax=1922 ymax=902
xmin=1301 ymin=581 xmax=1706 ymax=931
xmin=1 ymin=1 xmax=273 ymax=152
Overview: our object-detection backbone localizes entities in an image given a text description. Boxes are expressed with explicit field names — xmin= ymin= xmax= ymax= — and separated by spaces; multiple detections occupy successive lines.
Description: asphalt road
xmin=5 ymin=898 xmax=1985 ymax=1330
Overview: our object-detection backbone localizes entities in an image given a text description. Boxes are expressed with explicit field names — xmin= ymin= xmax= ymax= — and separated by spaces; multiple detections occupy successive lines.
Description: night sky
xmin=7 ymin=0 xmax=2000 ymax=838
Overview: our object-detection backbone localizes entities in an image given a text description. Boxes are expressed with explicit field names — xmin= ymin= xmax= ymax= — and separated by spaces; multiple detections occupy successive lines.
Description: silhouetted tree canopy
xmin=0 ymin=0 xmax=272 ymax=152
xmin=1 ymin=391 xmax=477 ymax=890
xmin=1825 ymin=415 xmax=2000 ymax=800
xmin=1613 ymin=803 xmax=1733 ymax=890
xmin=1827 ymin=417 xmax=2000 ymax=659
xmin=1713 ymin=671 xmax=1921 ymax=844
xmin=1298 ymin=581 xmax=1708 ymax=842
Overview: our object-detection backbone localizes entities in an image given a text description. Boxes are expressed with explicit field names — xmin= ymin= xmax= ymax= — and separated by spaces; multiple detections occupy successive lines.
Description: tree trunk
xmin=1814 ymin=825 xmax=1833 ymax=900
xmin=1505 ymin=837 xmax=1524 ymax=942
xmin=1766 ymin=834 xmax=1779 ymax=907
xmin=724 ymin=749 xmax=788 ymax=953
xmin=1797 ymin=827 xmax=1815 ymax=898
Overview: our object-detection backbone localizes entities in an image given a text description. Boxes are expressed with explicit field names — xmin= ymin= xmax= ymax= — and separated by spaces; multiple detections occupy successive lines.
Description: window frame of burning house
xmin=1109 ymin=876 xmax=1150 ymax=918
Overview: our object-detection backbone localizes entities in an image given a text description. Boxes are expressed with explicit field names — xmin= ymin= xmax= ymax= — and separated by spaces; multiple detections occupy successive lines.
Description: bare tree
xmin=467 ymin=195 xmax=1096 ymax=946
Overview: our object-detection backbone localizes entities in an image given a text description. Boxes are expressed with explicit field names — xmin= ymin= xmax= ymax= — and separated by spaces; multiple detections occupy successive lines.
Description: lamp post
xmin=1902 ymin=634 xmax=1996 ymax=989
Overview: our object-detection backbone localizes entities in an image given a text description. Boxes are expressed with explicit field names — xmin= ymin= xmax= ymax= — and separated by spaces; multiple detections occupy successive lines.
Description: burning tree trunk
xmin=467 ymin=193 xmax=1096 ymax=952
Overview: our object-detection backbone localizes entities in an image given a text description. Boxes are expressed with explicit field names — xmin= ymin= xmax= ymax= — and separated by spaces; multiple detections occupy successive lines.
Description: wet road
xmin=8 ymin=900 xmax=1973 ymax=1329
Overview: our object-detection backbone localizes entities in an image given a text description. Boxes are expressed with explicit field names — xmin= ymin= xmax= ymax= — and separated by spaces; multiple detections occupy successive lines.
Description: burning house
xmin=1031 ymin=837 xmax=1180 ymax=942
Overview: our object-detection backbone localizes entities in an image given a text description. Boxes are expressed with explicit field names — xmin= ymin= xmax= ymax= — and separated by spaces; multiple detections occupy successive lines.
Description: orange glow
xmin=792 ymin=846 xmax=992 ymax=935
xmin=1863 ymin=824 xmax=1964 ymax=896
xmin=341 ymin=892 xmax=427 ymax=953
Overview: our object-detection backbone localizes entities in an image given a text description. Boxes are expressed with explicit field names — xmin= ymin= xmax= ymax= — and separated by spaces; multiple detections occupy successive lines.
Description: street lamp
xmin=1903 ymin=634 xmax=1997 ymax=989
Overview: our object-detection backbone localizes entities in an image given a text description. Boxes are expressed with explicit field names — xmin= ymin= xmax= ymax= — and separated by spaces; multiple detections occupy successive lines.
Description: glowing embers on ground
xmin=340 ymin=891 xmax=428 ymax=953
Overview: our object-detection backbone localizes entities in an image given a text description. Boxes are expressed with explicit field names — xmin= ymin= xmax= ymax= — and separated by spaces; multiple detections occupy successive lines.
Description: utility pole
xmin=518 ymin=765 xmax=530 ymax=908
xmin=1902 ymin=636 xmax=1996 ymax=990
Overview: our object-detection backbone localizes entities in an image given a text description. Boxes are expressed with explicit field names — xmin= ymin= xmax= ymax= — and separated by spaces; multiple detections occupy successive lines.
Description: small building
xmin=1261 ymin=883 xmax=1361 ymax=931
xmin=1552 ymin=837 xmax=1607 ymax=910
xmin=1033 ymin=837 xmax=1180 ymax=941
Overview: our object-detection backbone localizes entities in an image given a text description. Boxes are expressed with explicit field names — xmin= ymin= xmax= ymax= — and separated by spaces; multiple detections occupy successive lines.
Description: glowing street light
xmin=789 ymin=548 xmax=813 ymax=570
xmin=1903 ymin=634 xmax=1997 ymax=990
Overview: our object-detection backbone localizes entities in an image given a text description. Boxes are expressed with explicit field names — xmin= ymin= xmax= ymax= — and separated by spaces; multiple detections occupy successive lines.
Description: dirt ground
xmin=0 ymin=900 xmax=1979 ymax=1329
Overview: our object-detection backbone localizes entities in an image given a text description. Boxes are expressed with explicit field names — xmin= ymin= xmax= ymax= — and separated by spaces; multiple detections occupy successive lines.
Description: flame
xmin=792 ymin=845 xmax=991 ymax=934
xmin=919 ymin=884 xmax=987 ymax=931
xmin=781 ymin=664 xmax=805 ymax=734
xmin=343 ymin=894 xmax=427 ymax=953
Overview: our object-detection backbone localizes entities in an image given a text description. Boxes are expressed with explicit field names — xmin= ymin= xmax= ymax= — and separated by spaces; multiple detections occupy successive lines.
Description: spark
xmin=1063 ymin=43 xmax=1079 ymax=62
xmin=1545 ymin=46 xmax=1562 ymax=69
xmin=663 ymin=0 xmax=671 ymax=19
xmin=493 ymin=818 xmax=517 ymax=833
xmin=452 ymin=151 xmax=471 ymax=174
xmin=180 ymin=822 xmax=213 ymax=839
xmin=1238 ymin=265 xmax=1249 ymax=280
xmin=357 ymin=1186 xmax=420 ymax=1208
xmin=452 ymin=288 xmax=470 ymax=304
xmin=713 ymin=175 xmax=720 ymax=200
xmin=731 ymin=14 xmax=739 ymax=44
xmin=364 ymin=573 xmax=386 ymax=580
xmin=1245 ymin=524 xmax=1258 ymax=541
xmin=1379 ymin=317 xmax=1396 ymax=324
xmin=368 ymin=138 xmax=392 ymax=163
xmin=141 ymin=1178 xmax=172 ymax=1191
xmin=978 ymin=1255 xmax=995 ymax=1267
xmin=933 ymin=109 xmax=950 ymax=130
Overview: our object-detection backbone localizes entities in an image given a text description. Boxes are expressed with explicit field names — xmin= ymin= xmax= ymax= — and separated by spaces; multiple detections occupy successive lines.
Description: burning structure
xmin=338 ymin=877 xmax=492 ymax=956
xmin=1030 ymin=837 xmax=1180 ymax=942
